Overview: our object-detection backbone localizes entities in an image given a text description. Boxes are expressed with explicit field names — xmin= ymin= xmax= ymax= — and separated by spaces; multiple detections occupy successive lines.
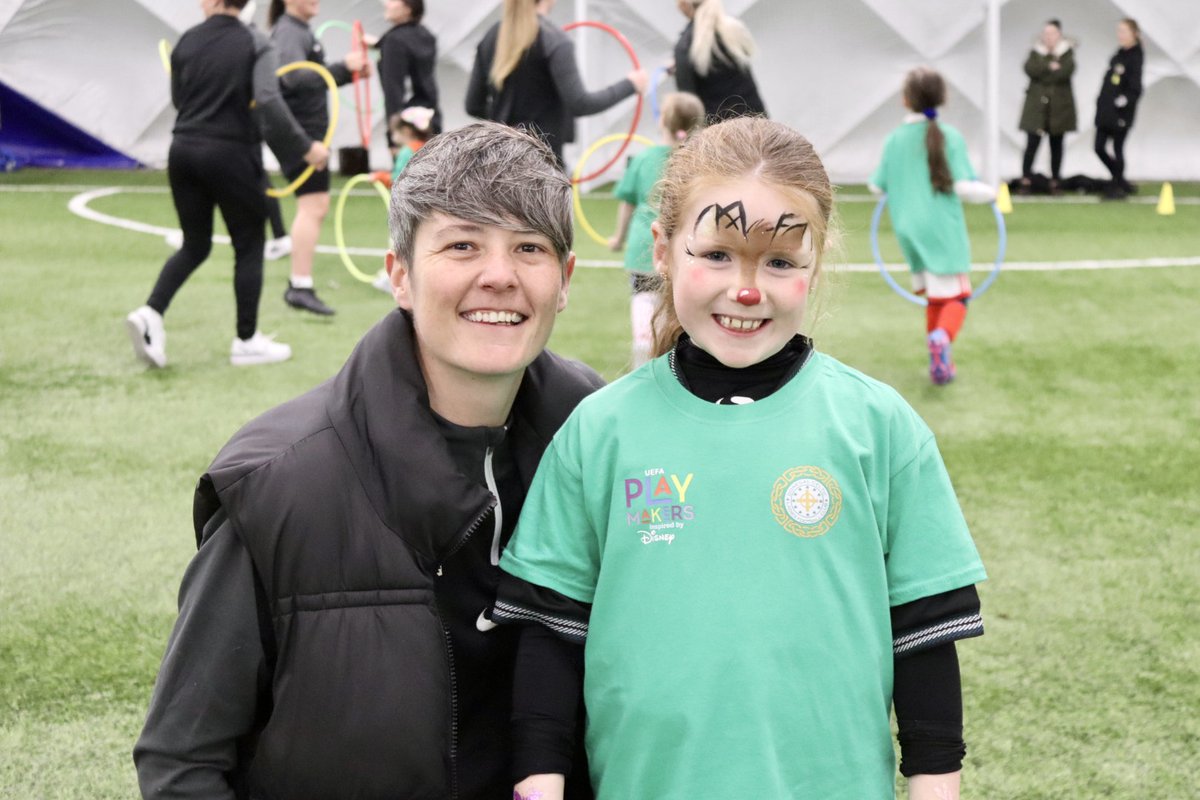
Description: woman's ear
xmin=385 ymin=250 xmax=412 ymax=309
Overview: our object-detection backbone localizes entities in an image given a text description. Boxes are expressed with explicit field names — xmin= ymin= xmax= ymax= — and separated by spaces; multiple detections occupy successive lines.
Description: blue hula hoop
xmin=648 ymin=66 xmax=668 ymax=121
xmin=870 ymin=193 xmax=1006 ymax=306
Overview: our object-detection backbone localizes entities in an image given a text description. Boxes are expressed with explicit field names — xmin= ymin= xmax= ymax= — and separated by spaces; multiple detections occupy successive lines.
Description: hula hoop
xmin=562 ymin=21 xmax=642 ymax=184
xmin=334 ymin=172 xmax=391 ymax=283
xmin=158 ymin=39 xmax=171 ymax=75
xmin=573 ymin=133 xmax=656 ymax=248
xmin=315 ymin=19 xmax=352 ymax=39
xmin=869 ymin=193 xmax=1006 ymax=306
xmin=266 ymin=61 xmax=339 ymax=198
xmin=648 ymin=65 xmax=668 ymax=121
xmin=351 ymin=20 xmax=372 ymax=149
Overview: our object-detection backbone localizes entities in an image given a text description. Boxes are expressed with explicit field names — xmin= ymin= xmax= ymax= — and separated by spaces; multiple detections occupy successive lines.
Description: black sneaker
xmin=284 ymin=283 xmax=335 ymax=316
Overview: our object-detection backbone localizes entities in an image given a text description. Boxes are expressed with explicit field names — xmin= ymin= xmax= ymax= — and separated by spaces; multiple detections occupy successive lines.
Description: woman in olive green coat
xmin=1018 ymin=19 xmax=1077 ymax=193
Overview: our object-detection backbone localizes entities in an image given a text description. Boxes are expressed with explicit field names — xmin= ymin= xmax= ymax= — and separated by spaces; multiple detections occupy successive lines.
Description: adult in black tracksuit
xmin=1094 ymin=18 xmax=1144 ymax=199
xmin=465 ymin=0 xmax=647 ymax=166
xmin=268 ymin=0 xmax=368 ymax=316
xmin=125 ymin=0 xmax=326 ymax=370
xmin=134 ymin=123 xmax=602 ymax=800
xmin=374 ymin=0 xmax=441 ymax=153
xmin=673 ymin=0 xmax=767 ymax=120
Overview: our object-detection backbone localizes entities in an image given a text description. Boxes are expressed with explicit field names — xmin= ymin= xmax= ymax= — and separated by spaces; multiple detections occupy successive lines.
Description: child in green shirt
xmin=870 ymin=67 xmax=995 ymax=384
xmin=501 ymin=117 xmax=986 ymax=800
xmin=608 ymin=92 xmax=704 ymax=367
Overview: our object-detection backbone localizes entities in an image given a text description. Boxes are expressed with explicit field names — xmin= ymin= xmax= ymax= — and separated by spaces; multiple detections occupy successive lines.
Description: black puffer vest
xmin=192 ymin=309 xmax=602 ymax=799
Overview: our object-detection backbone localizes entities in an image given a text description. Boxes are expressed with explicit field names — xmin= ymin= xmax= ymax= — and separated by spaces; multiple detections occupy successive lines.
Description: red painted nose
xmin=736 ymin=288 xmax=761 ymax=306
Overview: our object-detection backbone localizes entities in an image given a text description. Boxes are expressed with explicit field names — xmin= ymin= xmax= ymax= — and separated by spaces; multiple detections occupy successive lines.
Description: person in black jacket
xmin=672 ymin=0 xmax=766 ymax=120
xmin=372 ymin=0 xmax=441 ymax=155
xmin=268 ymin=0 xmax=370 ymax=316
xmin=1094 ymin=18 xmax=1144 ymax=199
xmin=465 ymin=0 xmax=647 ymax=166
xmin=133 ymin=122 xmax=604 ymax=800
xmin=125 ymin=0 xmax=327 ymax=370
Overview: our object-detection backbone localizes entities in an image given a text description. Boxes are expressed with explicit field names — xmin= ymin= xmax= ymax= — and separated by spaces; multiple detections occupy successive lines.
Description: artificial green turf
xmin=1 ymin=170 xmax=1198 ymax=797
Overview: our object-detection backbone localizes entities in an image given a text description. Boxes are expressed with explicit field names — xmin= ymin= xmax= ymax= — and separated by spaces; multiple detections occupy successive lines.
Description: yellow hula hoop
xmin=267 ymin=60 xmax=340 ymax=198
xmin=159 ymin=39 xmax=171 ymax=74
xmin=573 ymin=133 xmax=656 ymax=248
xmin=334 ymin=172 xmax=391 ymax=283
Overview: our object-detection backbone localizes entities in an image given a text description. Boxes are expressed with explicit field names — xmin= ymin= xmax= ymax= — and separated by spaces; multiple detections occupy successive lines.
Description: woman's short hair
xmin=389 ymin=122 xmax=573 ymax=268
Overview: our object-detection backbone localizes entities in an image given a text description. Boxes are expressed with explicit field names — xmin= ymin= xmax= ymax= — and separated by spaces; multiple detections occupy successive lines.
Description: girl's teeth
xmin=718 ymin=315 xmax=763 ymax=331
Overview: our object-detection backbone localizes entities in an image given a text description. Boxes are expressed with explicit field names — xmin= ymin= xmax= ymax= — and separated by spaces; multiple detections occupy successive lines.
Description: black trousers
xmin=148 ymin=136 xmax=267 ymax=340
xmin=1022 ymin=132 xmax=1064 ymax=180
xmin=1094 ymin=126 xmax=1130 ymax=185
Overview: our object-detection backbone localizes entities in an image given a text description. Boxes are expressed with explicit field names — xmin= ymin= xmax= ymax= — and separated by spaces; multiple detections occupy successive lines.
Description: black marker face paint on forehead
xmin=693 ymin=201 xmax=808 ymax=243
xmin=693 ymin=201 xmax=750 ymax=238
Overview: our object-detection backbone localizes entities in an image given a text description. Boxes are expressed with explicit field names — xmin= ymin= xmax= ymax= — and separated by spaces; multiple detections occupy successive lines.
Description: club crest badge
xmin=770 ymin=466 xmax=842 ymax=538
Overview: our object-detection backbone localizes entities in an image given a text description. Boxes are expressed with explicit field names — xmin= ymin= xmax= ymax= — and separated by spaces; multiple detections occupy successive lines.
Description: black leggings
xmin=1022 ymin=132 xmax=1064 ymax=180
xmin=148 ymin=137 xmax=267 ymax=340
xmin=1094 ymin=127 xmax=1130 ymax=185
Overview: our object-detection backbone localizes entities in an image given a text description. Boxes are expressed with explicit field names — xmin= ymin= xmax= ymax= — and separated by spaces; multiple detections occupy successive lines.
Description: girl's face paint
xmin=653 ymin=177 xmax=816 ymax=369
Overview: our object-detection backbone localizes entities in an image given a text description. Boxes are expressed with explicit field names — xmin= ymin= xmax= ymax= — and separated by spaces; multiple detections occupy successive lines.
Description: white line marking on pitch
xmin=63 ymin=186 xmax=1200 ymax=271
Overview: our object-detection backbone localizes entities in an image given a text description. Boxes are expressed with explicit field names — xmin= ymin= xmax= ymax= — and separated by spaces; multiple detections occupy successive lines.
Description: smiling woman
xmin=386 ymin=212 xmax=574 ymax=421
xmin=133 ymin=121 xmax=605 ymax=800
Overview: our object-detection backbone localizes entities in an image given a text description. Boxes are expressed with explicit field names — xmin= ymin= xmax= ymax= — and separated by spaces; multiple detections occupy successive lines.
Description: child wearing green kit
xmin=608 ymin=92 xmax=704 ymax=367
xmin=870 ymin=67 xmax=995 ymax=385
xmin=496 ymin=117 xmax=987 ymax=800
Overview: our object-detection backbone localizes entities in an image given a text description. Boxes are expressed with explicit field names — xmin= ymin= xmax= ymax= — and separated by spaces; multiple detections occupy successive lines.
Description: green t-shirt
xmin=501 ymin=352 xmax=986 ymax=799
xmin=391 ymin=144 xmax=416 ymax=182
xmin=613 ymin=144 xmax=672 ymax=274
xmin=870 ymin=120 xmax=976 ymax=274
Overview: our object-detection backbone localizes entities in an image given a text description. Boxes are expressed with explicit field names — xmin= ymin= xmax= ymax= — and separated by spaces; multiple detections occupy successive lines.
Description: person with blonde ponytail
xmin=466 ymin=0 xmax=648 ymax=165
xmin=672 ymin=0 xmax=766 ymax=119
xmin=870 ymin=67 xmax=995 ymax=385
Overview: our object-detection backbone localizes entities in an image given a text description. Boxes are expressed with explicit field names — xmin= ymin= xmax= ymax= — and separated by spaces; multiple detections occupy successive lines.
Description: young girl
xmin=389 ymin=105 xmax=435 ymax=181
xmin=369 ymin=107 xmax=436 ymax=294
xmin=494 ymin=117 xmax=987 ymax=800
xmin=608 ymin=91 xmax=705 ymax=367
xmin=870 ymin=67 xmax=995 ymax=385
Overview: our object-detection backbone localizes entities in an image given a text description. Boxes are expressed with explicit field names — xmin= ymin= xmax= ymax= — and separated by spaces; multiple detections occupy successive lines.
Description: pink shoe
xmin=928 ymin=328 xmax=956 ymax=385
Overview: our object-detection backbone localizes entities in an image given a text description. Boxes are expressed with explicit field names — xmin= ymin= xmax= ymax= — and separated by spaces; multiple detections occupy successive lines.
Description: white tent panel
xmin=0 ymin=0 xmax=1196 ymax=180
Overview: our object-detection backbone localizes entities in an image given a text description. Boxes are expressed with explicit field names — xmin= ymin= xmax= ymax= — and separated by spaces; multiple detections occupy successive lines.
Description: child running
xmin=608 ymin=91 xmax=705 ymax=367
xmin=493 ymin=117 xmax=987 ymax=800
xmin=870 ymin=67 xmax=995 ymax=384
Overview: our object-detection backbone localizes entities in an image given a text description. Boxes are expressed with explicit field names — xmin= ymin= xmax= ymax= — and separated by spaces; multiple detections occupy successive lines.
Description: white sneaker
xmin=230 ymin=331 xmax=292 ymax=366
xmin=125 ymin=305 xmax=167 ymax=368
xmin=264 ymin=235 xmax=293 ymax=261
xmin=164 ymin=229 xmax=183 ymax=250
xmin=371 ymin=269 xmax=393 ymax=294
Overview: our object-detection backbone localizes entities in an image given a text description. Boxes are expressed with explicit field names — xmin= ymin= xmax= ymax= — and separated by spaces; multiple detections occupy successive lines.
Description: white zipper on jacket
xmin=484 ymin=446 xmax=502 ymax=566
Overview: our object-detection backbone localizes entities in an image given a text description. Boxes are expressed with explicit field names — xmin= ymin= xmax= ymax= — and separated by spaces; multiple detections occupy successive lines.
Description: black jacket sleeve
xmin=464 ymin=39 xmax=491 ymax=120
xmin=133 ymin=511 xmax=271 ymax=799
xmin=249 ymin=27 xmax=312 ymax=166
xmin=543 ymin=30 xmax=635 ymax=117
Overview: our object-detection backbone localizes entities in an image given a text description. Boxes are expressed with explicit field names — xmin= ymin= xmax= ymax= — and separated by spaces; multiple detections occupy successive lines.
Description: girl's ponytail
xmin=904 ymin=68 xmax=952 ymax=194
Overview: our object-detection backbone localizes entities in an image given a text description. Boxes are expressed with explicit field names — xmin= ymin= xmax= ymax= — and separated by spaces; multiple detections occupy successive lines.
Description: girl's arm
xmin=609 ymin=201 xmax=635 ymax=251
xmin=909 ymin=772 xmax=962 ymax=800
